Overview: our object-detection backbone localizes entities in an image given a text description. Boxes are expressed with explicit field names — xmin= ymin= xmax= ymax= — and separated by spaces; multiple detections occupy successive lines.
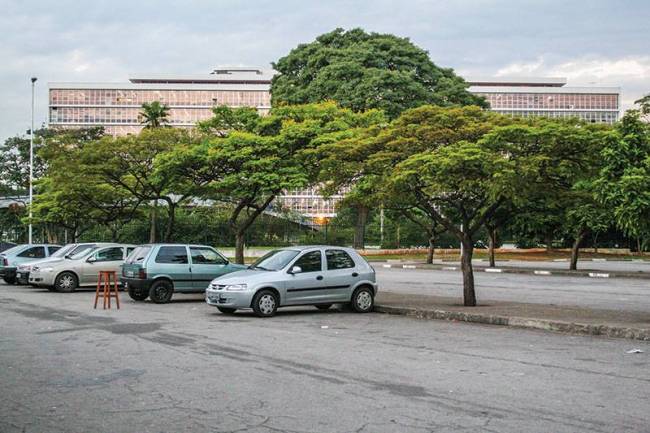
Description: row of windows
xmin=494 ymin=110 xmax=618 ymax=124
xmin=50 ymin=89 xmax=270 ymax=107
xmin=153 ymin=246 xmax=228 ymax=265
xmin=51 ymin=107 xmax=231 ymax=125
xmin=477 ymin=92 xmax=618 ymax=110
xmin=274 ymin=196 xmax=342 ymax=216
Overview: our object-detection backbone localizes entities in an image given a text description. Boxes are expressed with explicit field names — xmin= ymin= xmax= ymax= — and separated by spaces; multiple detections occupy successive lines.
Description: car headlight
xmin=224 ymin=284 xmax=247 ymax=291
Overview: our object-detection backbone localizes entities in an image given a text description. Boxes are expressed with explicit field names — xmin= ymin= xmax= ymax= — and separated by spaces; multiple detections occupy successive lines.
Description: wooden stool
xmin=94 ymin=271 xmax=120 ymax=310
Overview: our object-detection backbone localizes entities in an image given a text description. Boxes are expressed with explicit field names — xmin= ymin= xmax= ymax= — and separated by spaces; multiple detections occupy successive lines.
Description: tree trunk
xmin=570 ymin=230 xmax=588 ymax=271
xmin=164 ymin=202 xmax=176 ymax=242
xmin=149 ymin=202 xmax=157 ymax=243
xmin=235 ymin=231 xmax=245 ymax=264
xmin=545 ymin=232 xmax=553 ymax=252
xmin=460 ymin=237 xmax=477 ymax=306
xmin=353 ymin=205 xmax=369 ymax=249
xmin=488 ymin=227 xmax=497 ymax=268
xmin=426 ymin=235 xmax=435 ymax=264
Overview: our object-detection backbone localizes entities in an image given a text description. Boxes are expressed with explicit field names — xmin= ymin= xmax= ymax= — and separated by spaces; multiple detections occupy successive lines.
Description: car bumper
xmin=0 ymin=267 xmax=17 ymax=279
xmin=205 ymin=288 xmax=255 ymax=309
xmin=16 ymin=271 xmax=30 ymax=284
xmin=120 ymin=277 xmax=153 ymax=291
xmin=28 ymin=271 xmax=55 ymax=287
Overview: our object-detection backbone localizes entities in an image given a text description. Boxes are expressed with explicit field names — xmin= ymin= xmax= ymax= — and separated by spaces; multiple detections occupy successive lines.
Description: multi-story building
xmin=48 ymin=70 xmax=621 ymax=219
xmin=467 ymin=77 xmax=620 ymax=124
xmin=48 ymin=67 xmax=272 ymax=136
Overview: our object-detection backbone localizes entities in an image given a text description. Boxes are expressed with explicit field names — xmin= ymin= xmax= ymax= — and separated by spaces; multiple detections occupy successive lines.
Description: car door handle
xmin=316 ymin=275 xmax=323 ymax=280
xmin=352 ymin=272 xmax=359 ymax=277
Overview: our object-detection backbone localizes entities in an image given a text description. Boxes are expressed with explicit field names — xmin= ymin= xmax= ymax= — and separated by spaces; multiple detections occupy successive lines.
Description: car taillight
xmin=138 ymin=268 xmax=147 ymax=279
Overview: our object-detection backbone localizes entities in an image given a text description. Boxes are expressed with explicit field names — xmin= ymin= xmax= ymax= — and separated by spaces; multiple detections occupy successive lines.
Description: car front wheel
xmin=351 ymin=287 xmax=374 ymax=313
xmin=55 ymin=272 xmax=78 ymax=293
xmin=3 ymin=276 xmax=16 ymax=285
xmin=252 ymin=289 xmax=278 ymax=317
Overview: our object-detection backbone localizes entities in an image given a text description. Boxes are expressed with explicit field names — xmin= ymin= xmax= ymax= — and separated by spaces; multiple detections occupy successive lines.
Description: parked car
xmin=205 ymin=246 xmax=377 ymax=317
xmin=0 ymin=244 xmax=62 ymax=284
xmin=29 ymin=243 xmax=135 ymax=292
xmin=16 ymin=243 xmax=97 ymax=285
xmin=120 ymin=244 xmax=247 ymax=303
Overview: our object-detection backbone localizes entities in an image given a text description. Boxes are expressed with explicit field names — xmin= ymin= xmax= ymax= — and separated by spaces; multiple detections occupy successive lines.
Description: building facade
xmin=48 ymin=68 xmax=272 ymax=136
xmin=48 ymin=71 xmax=620 ymax=219
xmin=467 ymin=77 xmax=620 ymax=124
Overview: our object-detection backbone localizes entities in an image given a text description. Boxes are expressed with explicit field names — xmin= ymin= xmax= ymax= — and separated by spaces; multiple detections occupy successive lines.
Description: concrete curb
xmin=372 ymin=262 xmax=650 ymax=280
xmin=374 ymin=305 xmax=650 ymax=341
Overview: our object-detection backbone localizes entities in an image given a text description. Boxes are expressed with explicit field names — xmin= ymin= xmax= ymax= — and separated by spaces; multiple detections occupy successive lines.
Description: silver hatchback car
xmin=206 ymin=246 xmax=377 ymax=317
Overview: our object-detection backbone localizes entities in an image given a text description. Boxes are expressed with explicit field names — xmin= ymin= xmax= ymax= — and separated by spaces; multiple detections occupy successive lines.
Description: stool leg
xmin=113 ymin=273 xmax=120 ymax=309
xmin=104 ymin=276 xmax=109 ymax=310
xmin=94 ymin=274 xmax=101 ymax=309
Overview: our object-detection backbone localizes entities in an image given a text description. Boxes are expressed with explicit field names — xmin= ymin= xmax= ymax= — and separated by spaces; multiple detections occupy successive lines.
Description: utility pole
xmin=29 ymin=77 xmax=37 ymax=244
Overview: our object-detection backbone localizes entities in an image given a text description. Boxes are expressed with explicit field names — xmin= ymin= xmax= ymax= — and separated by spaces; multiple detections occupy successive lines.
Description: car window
xmin=190 ymin=247 xmax=227 ymax=265
xmin=48 ymin=246 xmax=62 ymax=255
xmin=126 ymin=247 xmax=136 ymax=257
xmin=51 ymin=244 xmax=75 ymax=258
xmin=68 ymin=245 xmax=95 ymax=258
xmin=1 ymin=245 xmax=23 ymax=256
xmin=126 ymin=246 xmax=151 ymax=264
xmin=155 ymin=246 xmax=188 ymax=264
xmin=294 ymin=251 xmax=322 ymax=273
xmin=17 ymin=246 xmax=46 ymax=258
xmin=94 ymin=247 xmax=125 ymax=262
xmin=250 ymin=250 xmax=299 ymax=271
xmin=325 ymin=249 xmax=356 ymax=270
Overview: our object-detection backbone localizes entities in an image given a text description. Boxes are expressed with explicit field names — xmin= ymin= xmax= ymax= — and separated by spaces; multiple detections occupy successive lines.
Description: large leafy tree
xmin=272 ymin=28 xmax=486 ymax=248
xmin=161 ymin=102 xmax=384 ymax=263
xmin=596 ymin=106 xmax=650 ymax=250
xmin=140 ymin=101 xmax=171 ymax=128
xmin=272 ymin=28 xmax=486 ymax=118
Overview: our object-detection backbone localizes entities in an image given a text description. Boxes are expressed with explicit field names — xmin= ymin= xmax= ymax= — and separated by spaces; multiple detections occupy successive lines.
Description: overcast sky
xmin=2 ymin=0 xmax=649 ymax=141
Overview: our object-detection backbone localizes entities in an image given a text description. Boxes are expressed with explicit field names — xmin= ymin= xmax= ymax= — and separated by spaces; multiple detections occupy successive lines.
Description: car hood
xmin=210 ymin=269 xmax=283 ymax=285
xmin=18 ymin=257 xmax=64 ymax=270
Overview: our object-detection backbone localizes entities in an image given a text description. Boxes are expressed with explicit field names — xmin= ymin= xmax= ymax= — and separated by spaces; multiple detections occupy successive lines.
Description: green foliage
xmin=271 ymin=28 xmax=486 ymax=119
xmin=140 ymin=101 xmax=171 ymax=128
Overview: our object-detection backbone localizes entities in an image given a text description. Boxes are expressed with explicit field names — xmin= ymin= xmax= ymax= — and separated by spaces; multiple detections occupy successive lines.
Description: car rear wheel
xmin=55 ymin=272 xmax=78 ymax=293
xmin=128 ymin=286 xmax=148 ymax=301
xmin=351 ymin=286 xmax=374 ymax=313
xmin=217 ymin=307 xmax=237 ymax=314
xmin=149 ymin=280 xmax=173 ymax=304
xmin=315 ymin=304 xmax=332 ymax=310
xmin=252 ymin=289 xmax=278 ymax=317
xmin=3 ymin=276 xmax=16 ymax=285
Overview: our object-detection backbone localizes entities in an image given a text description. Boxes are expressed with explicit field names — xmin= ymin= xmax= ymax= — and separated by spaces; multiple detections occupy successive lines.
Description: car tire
xmin=351 ymin=286 xmax=374 ymax=313
xmin=128 ymin=286 xmax=148 ymax=301
xmin=149 ymin=280 xmax=173 ymax=304
xmin=217 ymin=307 xmax=237 ymax=315
xmin=252 ymin=289 xmax=278 ymax=317
xmin=3 ymin=276 xmax=16 ymax=285
xmin=315 ymin=304 xmax=332 ymax=310
xmin=55 ymin=272 xmax=78 ymax=293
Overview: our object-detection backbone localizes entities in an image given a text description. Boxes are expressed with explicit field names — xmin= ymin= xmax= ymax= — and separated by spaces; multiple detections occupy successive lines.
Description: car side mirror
xmin=87 ymin=256 xmax=96 ymax=263
xmin=290 ymin=266 xmax=302 ymax=274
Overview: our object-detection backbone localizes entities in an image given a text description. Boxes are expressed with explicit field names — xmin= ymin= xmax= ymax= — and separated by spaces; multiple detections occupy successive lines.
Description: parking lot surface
xmin=377 ymin=267 xmax=650 ymax=312
xmin=1 ymin=283 xmax=649 ymax=433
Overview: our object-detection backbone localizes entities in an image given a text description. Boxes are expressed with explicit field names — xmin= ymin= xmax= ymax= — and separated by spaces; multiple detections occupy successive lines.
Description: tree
xmin=161 ymin=103 xmax=384 ymax=263
xmin=596 ymin=107 xmax=650 ymax=250
xmin=272 ymin=28 xmax=486 ymax=248
xmin=140 ymin=101 xmax=170 ymax=128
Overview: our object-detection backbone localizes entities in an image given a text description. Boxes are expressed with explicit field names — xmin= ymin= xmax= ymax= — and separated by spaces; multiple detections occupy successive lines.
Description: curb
xmin=374 ymin=263 xmax=650 ymax=280
xmin=374 ymin=305 xmax=650 ymax=341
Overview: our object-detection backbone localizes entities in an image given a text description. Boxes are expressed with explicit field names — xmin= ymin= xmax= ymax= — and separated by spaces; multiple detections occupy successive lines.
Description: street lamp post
xmin=29 ymin=77 xmax=37 ymax=244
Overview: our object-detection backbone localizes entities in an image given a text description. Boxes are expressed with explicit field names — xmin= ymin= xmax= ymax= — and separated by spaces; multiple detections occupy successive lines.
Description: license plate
xmin=125 ymin=270 xmax=134 ymax=277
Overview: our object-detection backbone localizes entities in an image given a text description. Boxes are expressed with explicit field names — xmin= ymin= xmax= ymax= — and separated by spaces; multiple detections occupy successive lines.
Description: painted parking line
xmin=402 ymin=265 xmax=417 ymax=269
xmin=442 ymin=266 xmax=458 ymax=271
xmin=484 ymin=268 xmax=503 ymax=273
xmin=382 ymin=264 xmax=392 ymax=268
xmin=534 ymin=270 xmax=552 ymax=275
xmin=588 ymin=272 xmax=610 ymax=278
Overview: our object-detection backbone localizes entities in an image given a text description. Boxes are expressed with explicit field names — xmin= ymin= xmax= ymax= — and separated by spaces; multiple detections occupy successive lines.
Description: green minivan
xmin=120 ymin=244 xmax=247 ymax=303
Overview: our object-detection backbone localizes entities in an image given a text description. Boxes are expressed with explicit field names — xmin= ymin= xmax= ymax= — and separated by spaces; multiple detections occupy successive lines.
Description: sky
xmin=1 ymin=0 xmax=649 ymax=141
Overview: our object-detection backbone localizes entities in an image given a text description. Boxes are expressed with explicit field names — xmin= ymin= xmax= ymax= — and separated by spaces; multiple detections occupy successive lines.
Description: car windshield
xmin=250 ymin=250 xmax=300 ymax=271
xmin=67 ymin=246 xmax=97 ymax=260
xmin=125 ymin=246 xmax=151 ymax=264
xmin=1 ymin=245 xmax=24 ymax=256
xmin=50 ymin=244 xmax=76 ymax=258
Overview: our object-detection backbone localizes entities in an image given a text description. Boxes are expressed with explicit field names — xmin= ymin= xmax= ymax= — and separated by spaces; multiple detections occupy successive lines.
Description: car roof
xmin=278 ymin=245 xmax=355 ymax=252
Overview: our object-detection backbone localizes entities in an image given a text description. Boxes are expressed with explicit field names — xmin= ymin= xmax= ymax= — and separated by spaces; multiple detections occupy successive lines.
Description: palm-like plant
xmin=140 ymin=101 xmax=170 ymax=128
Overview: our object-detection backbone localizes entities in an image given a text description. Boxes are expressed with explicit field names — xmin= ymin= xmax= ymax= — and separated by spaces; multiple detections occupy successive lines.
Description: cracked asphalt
xmin=1 ymin=283 xmax=649 ymax=433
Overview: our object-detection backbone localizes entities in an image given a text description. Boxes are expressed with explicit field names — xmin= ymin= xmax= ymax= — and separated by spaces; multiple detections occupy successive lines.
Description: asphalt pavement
xmin=1 ymin=283 xmax=649 ymax=433
xmin=376 ymin=267 xmax=650 ymax=312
